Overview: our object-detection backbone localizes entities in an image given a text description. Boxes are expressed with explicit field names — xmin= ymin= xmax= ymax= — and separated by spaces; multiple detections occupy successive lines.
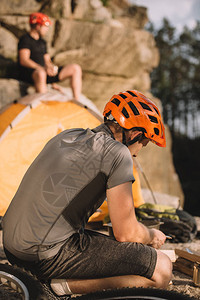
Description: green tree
xmin=148 ymin=19 xmax=200 ymax=138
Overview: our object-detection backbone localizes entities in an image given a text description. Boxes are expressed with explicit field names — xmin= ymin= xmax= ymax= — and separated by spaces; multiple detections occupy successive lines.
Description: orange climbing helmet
xmin=103 ymin=90 xmax=166 ymax=147
xmin=29 ymin=12 xmax=51 ymax=26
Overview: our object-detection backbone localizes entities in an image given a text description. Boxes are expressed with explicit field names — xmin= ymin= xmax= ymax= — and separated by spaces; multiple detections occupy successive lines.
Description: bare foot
xmin=51 ymin=83 xmax=65 ymax=95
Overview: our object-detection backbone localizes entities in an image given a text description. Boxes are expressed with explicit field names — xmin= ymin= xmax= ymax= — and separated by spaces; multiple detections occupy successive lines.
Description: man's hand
xmin=45 ymin=65 xmax=58 ymax=77
xmin=148 ymin=228 xmax=166 ymax=249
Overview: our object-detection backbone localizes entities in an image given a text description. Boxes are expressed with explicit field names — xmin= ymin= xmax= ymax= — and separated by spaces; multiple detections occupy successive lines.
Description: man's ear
xmin=36 ymin=24 xmax=41 ymax=30
xmin=129 ymin=130 xmax=143 ymax=140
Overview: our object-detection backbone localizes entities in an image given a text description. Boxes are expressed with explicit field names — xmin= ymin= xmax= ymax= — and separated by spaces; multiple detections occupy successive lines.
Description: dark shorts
xmin=18 ymin=66 xmax=63 ymax=84
xmin=5 ymin=230 xmax=157 ymax=281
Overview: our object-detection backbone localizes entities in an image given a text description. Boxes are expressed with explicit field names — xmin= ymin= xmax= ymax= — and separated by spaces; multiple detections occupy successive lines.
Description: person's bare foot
xmin=51 ymin=83 xmax=65 ymax=95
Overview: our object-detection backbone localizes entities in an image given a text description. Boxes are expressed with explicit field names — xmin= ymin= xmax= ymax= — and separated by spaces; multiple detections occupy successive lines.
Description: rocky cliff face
xmin=0 ymin=0 xmax=158 ymax=108
xmin=0 ymin=0 xmax=184 ymax=204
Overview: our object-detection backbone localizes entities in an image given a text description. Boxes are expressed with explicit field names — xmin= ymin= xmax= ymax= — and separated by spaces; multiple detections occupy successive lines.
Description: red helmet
xmin=29 ymin=12 xmax=51 ymax=26
xmin=103 ymin=90 xmax=166 ymax=147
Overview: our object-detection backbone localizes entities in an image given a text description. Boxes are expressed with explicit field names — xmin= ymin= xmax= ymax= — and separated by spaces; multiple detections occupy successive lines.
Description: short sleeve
xmin=106 ymin=144 xmax=135 ymax=189
xmin=18 ymin=35 xmax=31 ymax=51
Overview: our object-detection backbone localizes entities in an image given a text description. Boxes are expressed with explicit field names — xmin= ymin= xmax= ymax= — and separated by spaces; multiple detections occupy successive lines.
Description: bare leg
xmin=68 ymin=274 xmax=156 ymax=295
xmin=151 ymin=249 xmax=172 ymax=288
xmin=58 ymin=64 xmax=82 ymax=101
xmin=32 ymin=68 xmax=47 ymax=93
xmin=51 ymin=250 xmax=172 ymax=295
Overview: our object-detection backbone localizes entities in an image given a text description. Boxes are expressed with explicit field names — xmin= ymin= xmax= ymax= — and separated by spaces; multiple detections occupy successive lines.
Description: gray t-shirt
xmin=3 ymin=124 xmax=134 ymax=261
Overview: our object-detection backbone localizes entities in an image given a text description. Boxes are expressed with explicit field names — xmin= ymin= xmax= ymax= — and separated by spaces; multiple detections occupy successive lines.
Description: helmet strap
xmin=124 ymin=131 xmax=144 ymax=147
xmin=122 ymin=129 xmax=128 ymax=146
xmin=126 ymin=134 xmax=143 ymax=146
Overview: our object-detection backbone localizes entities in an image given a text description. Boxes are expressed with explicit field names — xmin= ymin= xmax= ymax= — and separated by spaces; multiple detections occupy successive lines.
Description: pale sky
xmin=129 ymin=0 xmax=200 ymax=32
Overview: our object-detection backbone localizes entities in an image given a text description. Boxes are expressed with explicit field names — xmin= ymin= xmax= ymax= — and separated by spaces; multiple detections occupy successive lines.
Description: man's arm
xmin=19 ymin=49 xmax=44 ymax=70
xmin=107 ymin=181 xmax=166 ymax=248
xmin=44 ymin=53 xmax=57 ymax=76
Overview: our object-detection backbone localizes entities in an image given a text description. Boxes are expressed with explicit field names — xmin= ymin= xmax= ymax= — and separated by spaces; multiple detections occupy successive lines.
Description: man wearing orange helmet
xmin=3 ymin=90 xmax=172 ymax=297
xmin=18 ymin=12 xmax=82 ymax=100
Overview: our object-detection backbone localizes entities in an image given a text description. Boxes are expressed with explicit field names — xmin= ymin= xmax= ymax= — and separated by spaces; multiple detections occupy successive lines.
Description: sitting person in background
xmin=18 ymin=12 xmax=82 ymax=101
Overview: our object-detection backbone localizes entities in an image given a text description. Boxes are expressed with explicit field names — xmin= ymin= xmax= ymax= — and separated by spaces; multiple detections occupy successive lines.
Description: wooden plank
xmin=173 ymin=257 xmax=194 ymax=277
xmin=175 ymin=249 xmax=200 ymax=263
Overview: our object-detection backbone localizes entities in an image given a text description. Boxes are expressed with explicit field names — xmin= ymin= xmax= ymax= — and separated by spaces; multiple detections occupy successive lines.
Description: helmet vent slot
xmin=154 ymin=107 xmax=159 ymax=115
xmin=111 ymin=98 xmax=120 ymax=106
xmin=119 ymin=93 xmax=127 ymax=99
xmin=122 ymin=107 xmax=129 ymax=118
xmin=126 ymin=91 xmax=137 ymax=97
xmin=154 ymin=128 xmax=160 ymax=135
xmin=139 ymin=102 xmax=152 ymax=111
xmin=128 ymin=101 xmax=139 ymax=115
xmin=149 ymin=115 xmax=158 ymax=123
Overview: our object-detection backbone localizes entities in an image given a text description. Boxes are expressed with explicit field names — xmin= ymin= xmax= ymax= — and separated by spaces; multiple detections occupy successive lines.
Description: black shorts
xmin=18 ymin=66 xmax=63 ymax=84
xmin=5 ymin=230 xmax=157 ymax=281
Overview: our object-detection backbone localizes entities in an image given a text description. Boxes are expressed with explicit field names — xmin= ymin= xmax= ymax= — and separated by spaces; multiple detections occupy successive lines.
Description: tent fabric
xmin=0 ymin=91 xmax=144 ymax=217
xmin=0 ymin=96 xmax=102 ymax=216
xmin=0 ymin=103 xmax=26 ymax=136
xmin=132 ymin=162 xmax=145 ymax=208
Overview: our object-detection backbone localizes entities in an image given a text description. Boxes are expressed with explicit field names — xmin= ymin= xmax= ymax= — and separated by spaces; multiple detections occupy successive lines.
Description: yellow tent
xmin=0 ymin=92 xmax=144 ymax=217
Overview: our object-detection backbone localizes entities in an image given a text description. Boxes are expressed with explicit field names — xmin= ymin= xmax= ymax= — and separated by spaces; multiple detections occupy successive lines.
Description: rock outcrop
xmin=0 ymin=0 xmax=158 ymax=109
xmin=0 ymin=0 xmax=184 ymax=204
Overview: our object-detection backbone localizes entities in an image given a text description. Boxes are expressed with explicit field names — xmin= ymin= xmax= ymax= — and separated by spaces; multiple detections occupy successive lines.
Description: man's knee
xmin=58 ymin=64 xmax=82 ymax=82
xmin=151 ymin=250 xmax=172 ymax=288
xmin=71 ymin=64 xmax=82 ymax=76
xmin=32 ymin=68 xmax=46 ymax=81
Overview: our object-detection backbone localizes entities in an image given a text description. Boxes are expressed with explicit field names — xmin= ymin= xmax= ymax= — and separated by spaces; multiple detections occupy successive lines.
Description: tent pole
xmin=133 ymin=158 xmax=158 ymax=204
